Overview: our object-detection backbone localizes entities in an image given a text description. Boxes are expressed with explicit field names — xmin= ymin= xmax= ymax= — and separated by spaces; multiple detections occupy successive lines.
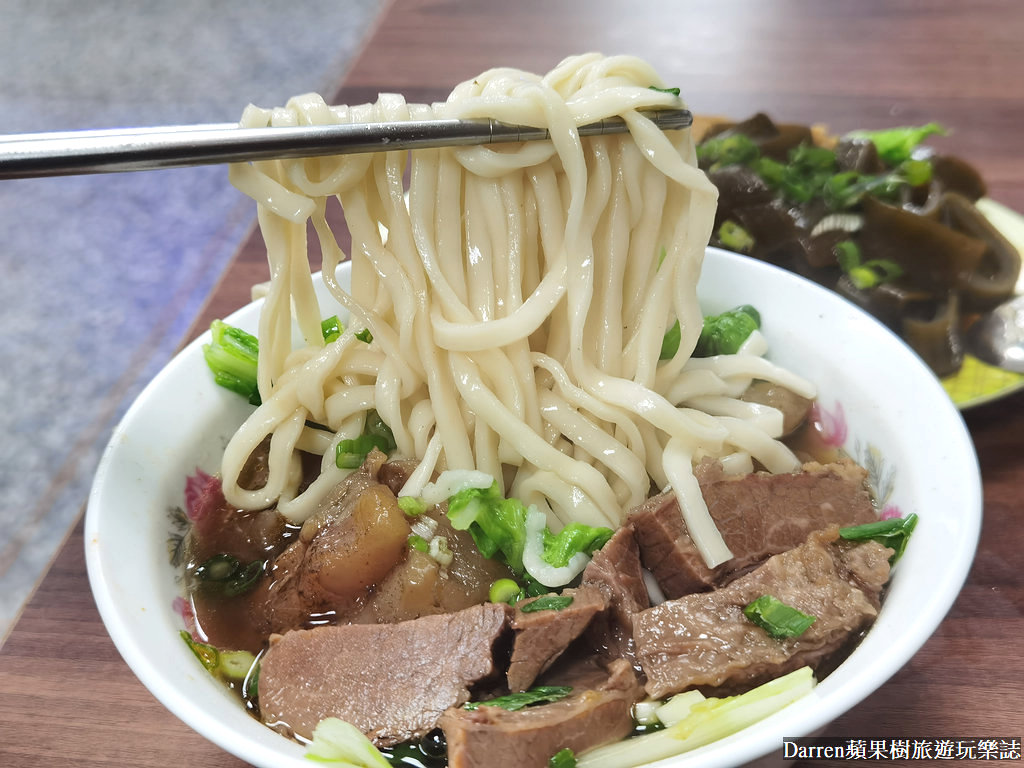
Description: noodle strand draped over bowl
xmin=220 ymin=53 xmax=814 ymax=568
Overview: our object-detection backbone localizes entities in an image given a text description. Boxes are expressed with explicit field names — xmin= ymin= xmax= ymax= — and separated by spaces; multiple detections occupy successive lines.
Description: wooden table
xmin=2 ymin=1 xmax=1022 ymax=766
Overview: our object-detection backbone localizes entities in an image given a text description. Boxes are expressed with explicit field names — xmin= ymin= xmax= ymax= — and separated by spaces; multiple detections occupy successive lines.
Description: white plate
xmin=86 ymin=247 xmax=981 ymax=768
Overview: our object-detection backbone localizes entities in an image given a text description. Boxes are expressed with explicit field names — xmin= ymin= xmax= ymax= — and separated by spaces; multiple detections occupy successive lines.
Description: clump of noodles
xmin=221 ymin=53 xmax=814 ymax=568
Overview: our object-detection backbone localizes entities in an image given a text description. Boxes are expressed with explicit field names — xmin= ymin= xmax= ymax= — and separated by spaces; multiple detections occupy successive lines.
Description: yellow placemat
xmin=942 ymin=354 xmax=1024 ymax=409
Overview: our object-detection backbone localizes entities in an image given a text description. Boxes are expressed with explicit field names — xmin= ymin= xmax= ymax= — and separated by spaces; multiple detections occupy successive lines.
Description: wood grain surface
xmin=2 ymin=1 xmax=1022 ymax=766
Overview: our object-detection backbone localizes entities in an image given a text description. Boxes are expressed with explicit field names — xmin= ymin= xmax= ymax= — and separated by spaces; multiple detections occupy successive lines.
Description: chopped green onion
xmin=833 ymin=240 xmax=862 ymax=273
xmin=464 ymin=686 xmax=573 ymax=712
xmin=203 ymin=320 xmax=261 ymax=405
xmin=321 ymin=315 xmax=342 ymax=343
xmin=648 ymin=85 xmax=681 ymax=96
xmin=743 ymin=595 xmax=816 ymax=639
xmin=520 ymin=595 xmax=575 ymax=613
xmin=549 ymin=748 xmax=577 ymax=768
xmin=193 ymin=553 xmax=240 ymax=582
xmin=846 ymin=123 xmax=947 ymax=166
xmin=696 ymin=133 xmax=759 ymax=171
xmin=839 ymin=513 xmax=918 ymax=563
xmin=489 ymin=578 xmax=523 ymax=605
xmin=180 ymin=631 xmax=256 ymax=681
xmin=717 ymin=220 xmax=755 ymax=253
xmin=355 ymin=328 xmax=373 ymax=343
xmin=899 ymin=158 xmax=933 ymax=187
xmin=398 ymin=495 xmax=427 ymax=517
xmin=408 ymin=534 xmax=430 ymax=553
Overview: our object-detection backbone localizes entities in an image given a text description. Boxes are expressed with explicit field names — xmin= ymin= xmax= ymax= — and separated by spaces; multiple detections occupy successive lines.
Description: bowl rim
xmin=84 ymin=247 xmax=982 ymax=768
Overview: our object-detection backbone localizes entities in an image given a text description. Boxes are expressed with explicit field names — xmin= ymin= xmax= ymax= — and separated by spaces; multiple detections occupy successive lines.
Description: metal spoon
xmin=965 ymin=293 xmax=1024 ymax=373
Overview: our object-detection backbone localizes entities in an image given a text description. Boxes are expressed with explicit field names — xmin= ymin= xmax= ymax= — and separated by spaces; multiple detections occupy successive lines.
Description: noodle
xmin=220 ymin=53 xmax=813 ymax=568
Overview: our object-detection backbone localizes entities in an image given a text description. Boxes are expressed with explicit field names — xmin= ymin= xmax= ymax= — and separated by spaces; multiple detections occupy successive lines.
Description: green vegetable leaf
xmin=464 ymin=686 xmax=573 ymax=712
xmin=542 ymin=523 xmax=613 ymax=568
xmin=839 ymin=513 xmax=918 ymax=563
xmin=521 ymin=595 xmax=575 ymax=613
xmin=304 ymin=717 xmax=391 ymax=766
xmin=549 ymin=748 xmax=577 ymax=768
xmin=660 ymin=319 xmax=681 ymax=360
xmin=203 ymin=320 xmax=261 ymax=405
xmin=847 ymin=122 xmax=947 ymax=166
xmin=694 ymin=305 xmax=761 ymax=357
xmin=743 ymin=595 xmax=816 ymax=639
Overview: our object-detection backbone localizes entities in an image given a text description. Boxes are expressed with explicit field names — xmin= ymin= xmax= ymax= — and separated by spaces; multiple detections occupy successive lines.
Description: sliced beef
xmin=440 ymin=657 xmax=643 ymax=768
xmin=633 ymin=528 xmax=892 ymax=699
xmin=580 ymin=524 xmax=650 ymax=664
xmin=629 ymin=459 xmax=877 ymax=598
xmin=507 ymin=586 xmax=607 ymax=692
xmin=258 ymin=603 xmax=510 ymax=745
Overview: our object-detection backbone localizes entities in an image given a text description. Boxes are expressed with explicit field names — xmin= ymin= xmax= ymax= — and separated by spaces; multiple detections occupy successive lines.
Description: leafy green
xmin=304 ymin=717 xmax=391 ymax=766
xmin=694 ymin=305 xmax=761 ymax=357
xmin=846 ymin=122 xmax=947 ymax=165
xmin=520 ymin=595 xmax=575 ymax=613
xmin=839 ymin=512 xmax=918 ymax=563
xmin=203 ymin=320 xmax=261 ymax=405
xmin=743 ymin=595 xmax=816 ymax=639
xmin=543 ymin=523 xmax=612 ymax=568
xmin=447 ymin=481 xmax=612 ymax=582
xmin=549 ymin=748 xmax=577 ymax=768
xmin=659 ymin=319 xmax=681 ymax=360
xmin=335 ymin=410 xmax=397 ymax=469
xmin=464 ymin=686 xmax=573 ymax=712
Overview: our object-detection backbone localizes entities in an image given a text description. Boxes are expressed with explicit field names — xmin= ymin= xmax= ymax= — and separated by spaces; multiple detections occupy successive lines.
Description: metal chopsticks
xmin=0 ymin=108 xmax=692 ymax=180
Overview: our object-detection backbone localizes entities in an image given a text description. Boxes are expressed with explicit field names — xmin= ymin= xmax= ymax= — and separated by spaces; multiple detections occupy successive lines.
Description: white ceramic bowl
xmin=85 ymin=247 xmax=981 ymax=768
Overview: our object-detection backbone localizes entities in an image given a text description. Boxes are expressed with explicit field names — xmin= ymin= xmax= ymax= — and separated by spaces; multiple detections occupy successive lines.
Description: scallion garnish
xmin=520 ymin=595 xmax=574 ymax=613
xmin=464 ymin=685 xmax=573 ymax=711
xmin=743 ymin=595 xmax=816 ymax=639
xmin=321 ymin=315 xmax=343 ymax=343
xmin=548 ymin=747 xmax=577 ymax=768
xmin=839 ymin=512 xmax=918 ymax=563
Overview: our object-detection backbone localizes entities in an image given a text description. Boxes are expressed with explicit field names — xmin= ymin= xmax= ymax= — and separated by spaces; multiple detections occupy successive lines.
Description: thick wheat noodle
xmin=219 ymin=53 xmax=814 ymax=568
